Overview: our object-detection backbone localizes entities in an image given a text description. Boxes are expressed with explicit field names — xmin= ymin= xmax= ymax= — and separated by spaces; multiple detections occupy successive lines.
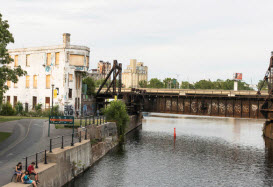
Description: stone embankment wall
xmin=4 ymin=114 xmax=142 ymax=187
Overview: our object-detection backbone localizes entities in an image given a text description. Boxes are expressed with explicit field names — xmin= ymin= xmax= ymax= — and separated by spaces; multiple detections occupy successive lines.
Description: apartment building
xmin=4 ymin=33 xmax=90 ymax=115
xmin=122 ymin=59 xmax=148 ymax=88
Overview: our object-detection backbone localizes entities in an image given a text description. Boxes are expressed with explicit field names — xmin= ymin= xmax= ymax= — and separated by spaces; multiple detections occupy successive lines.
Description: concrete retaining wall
xmin=4 ymin=114 xmax=142 ymax=187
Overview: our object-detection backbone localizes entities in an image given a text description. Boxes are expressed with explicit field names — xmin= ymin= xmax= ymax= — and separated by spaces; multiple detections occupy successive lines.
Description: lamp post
xmin=48 ymin=84 xmax=54 ymax=137
xmin=51 ymin=84 xmax=54 ymax=115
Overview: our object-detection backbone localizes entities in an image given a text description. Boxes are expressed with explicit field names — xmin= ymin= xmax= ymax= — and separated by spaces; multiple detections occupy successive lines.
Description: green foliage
xmin=0 ymin=13 xmax=27 ymax=105
xmin=181 ymin=79 xmax=253 ymax=90
xmin=51 ymin=105 xmax=62 ymax=116
xmin=163 ymin=78 xmax=179 ymax=88
xmin=180 ymin=81 xmax=195 ymax=89
xmin=139 ymin=80 xmax=148 ymax=88
xmin=148 ymin=78 xmax=164 ymax=88
xmin=35 ymin=103 xmax=42 ymax=111
xmin=83 ymin=77 xmax=96 ymax=95
xmin=14 ymin=102 xmax=23 ymax=114
xmin=0 ymin=102 xmax=15 ymax=115
xmin=104 ymin=100 xmax=129 ymax=141
xmin=258 ymin=80 xmax=268 ymax=90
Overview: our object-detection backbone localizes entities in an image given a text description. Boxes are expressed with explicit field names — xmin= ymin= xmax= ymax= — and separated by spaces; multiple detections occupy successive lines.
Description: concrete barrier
xmin=3 ymin=114 xmax=142 ymax=187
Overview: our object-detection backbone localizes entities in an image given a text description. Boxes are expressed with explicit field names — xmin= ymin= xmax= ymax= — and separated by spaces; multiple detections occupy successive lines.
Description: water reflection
xmin=66 ymin=113 xmax=273 ymax=187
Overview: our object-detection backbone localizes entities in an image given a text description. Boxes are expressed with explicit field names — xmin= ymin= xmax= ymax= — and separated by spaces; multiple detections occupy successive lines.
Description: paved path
xmin=0 ymin=119 xmax=72 ymax=186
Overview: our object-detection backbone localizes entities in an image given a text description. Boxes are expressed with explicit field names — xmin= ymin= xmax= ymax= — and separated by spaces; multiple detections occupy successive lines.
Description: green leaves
xmin=104 ymin=100 xmax=129 ymax=141
xmin=82 ymin=77 xmax=96 ymax=95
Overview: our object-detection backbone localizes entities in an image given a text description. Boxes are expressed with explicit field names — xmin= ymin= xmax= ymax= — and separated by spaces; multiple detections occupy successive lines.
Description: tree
xmin=257 ymin=80 xmax=268 ymax=90
xmin=148 ymin=78 xmax=164 ymax=88
xmin=104 ymin=100 xmax=129 ymax=142
xmin=82 ymin=77 xmax=96 ymax=95
xmin=0 ymin=13 xmax=26 ymax=105
xmin=194 ymin=80 xmax=214 ymax=89
xmin=180 ymin=81 xmax=194 ymax=89
xmin=139 ymin=80 xmax=148 ymax=88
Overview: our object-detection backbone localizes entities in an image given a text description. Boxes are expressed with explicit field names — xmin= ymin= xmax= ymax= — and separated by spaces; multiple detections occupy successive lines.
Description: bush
xmin=35 ymin=103 xmax=42 ymax=111
xmin=15 ymin=102 xmax=23 ymax=115
xmin=0 ymin=102 xmax=15 ymax=116
xmin=104 ymin=100 xmax=129 ymax=142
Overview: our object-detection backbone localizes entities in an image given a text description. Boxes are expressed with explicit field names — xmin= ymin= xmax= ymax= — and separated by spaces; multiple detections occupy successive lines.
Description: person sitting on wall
xmin=27 ymin=162 xmax=40 ymax=184
xmin=14 ymin=162 xmax=22 ymax=182
xmin=21 ymin=171 xmax=37 ymax=187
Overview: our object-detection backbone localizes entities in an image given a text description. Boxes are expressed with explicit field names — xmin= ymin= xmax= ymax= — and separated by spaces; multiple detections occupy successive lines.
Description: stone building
xmin=4 ymin=33 xmax=90 ymax=115
xmin=88 ymin=61 xmax=111 ymax=80
xmin=122 ymin=59 xmax=148 ymax=88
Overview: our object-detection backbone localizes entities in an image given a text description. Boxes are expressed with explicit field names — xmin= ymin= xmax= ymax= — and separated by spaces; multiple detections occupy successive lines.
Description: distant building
xmin=4 ymin=33 xmax=90 ymax=115
xmin=88 ymin=61 xmax=111 ymax=80
xmin=122 ymin=59 xmax=148 ymax=88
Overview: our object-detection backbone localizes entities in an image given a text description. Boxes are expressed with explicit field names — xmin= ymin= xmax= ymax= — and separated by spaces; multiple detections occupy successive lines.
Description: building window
xmin=69 ymin=74 xmax=73 ymax=82
xmin=33 ymin=75 xmax=37 ymax=88
xmin=26 ymin=54 xmax=30 ymax=67
xmin=7 ymin=81 xmax=11 ymax=88
xmin=7 ymin=96 xmax=10 ymax=103
xmin=26 ymin=75 xmax=30 ymax=88
xmin=14 ymin=55 xmax=18 ymax=67
xmin=46 ymin=53 xmax=51 ymax=66
xmin=69 ymin=89 xmax=72 ymax=99
xmin=13 ymin=96 xmax=17 ymax=107
xmin=45 ymin=97 xmax=50 ymax=109
xmin=32 ymin=96 xmax=37 ymax=109
xmin=69 ymin=54 xmax=84 ymax=66
xmin=75 ymin=98 xmax=77 ymax=110
xmin=75 ymin=74 xmax=80 ymax=90
xmin=46 ymin=75 xmax=51 ymax=89
xmin=77 ymin=97 xmax=80 ymax=110
xmin=55 ymin=52 xmax=60 ymax=65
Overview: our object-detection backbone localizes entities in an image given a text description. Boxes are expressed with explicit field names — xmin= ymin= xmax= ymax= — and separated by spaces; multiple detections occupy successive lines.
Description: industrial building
xmin=122 ymin=59 xmax=148 ymax=88
xmin=4 ymin=33 xmax=90 ymax=115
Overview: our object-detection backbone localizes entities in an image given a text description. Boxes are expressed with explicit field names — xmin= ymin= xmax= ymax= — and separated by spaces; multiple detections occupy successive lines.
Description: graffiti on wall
xmin=64 ymin=105 xmax=74 ymax=116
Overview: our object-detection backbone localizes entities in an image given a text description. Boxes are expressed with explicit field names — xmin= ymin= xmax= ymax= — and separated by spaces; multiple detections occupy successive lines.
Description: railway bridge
xmin=95 ymin=58 xmax=273 ymax=139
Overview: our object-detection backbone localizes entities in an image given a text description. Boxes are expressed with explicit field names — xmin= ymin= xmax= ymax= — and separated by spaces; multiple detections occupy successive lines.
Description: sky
xmin=1 ymin=0 xmax=273 ymax=84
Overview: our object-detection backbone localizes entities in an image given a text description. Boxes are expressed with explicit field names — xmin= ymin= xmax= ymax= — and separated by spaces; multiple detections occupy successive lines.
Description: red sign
xmin=234 ymin=73 xmax=242 ymax=80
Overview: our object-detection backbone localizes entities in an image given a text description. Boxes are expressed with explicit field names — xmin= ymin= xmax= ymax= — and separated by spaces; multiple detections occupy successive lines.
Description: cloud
xmin=1 ymin=0 xmax=272 ymax=84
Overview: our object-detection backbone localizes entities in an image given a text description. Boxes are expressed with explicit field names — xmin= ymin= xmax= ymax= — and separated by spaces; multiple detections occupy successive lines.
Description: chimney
xmin=63 ymin=33 xmax=70 ymax=47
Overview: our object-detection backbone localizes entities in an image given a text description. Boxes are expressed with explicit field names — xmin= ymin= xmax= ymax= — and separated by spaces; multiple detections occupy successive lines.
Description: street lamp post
xmin=51 ymin=84 xmax=54 ymax=115
xmin=48 ymin=84 xmax=54 ymax=137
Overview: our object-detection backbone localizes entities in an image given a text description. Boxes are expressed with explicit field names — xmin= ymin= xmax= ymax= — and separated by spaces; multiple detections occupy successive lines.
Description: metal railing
xmin=21 ymin=115 xmax=106 ymax=170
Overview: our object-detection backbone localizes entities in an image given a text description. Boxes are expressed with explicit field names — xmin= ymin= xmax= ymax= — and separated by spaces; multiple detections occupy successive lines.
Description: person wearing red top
xmin=27 ymin=162 xmax=40 ymax=184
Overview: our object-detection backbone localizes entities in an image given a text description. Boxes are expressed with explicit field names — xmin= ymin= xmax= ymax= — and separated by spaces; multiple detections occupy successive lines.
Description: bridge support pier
xmin=263 ymin=120 xmax=273 ymax=139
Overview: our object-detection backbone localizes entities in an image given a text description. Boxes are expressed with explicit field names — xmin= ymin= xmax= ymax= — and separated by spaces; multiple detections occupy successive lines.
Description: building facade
xmin=88 ymin=61 xmax=111 ymax=80
xmin=122 ymin=59 xmax=148 ymax=88
xmin=4 ymin=33 xmax=90 ymax=115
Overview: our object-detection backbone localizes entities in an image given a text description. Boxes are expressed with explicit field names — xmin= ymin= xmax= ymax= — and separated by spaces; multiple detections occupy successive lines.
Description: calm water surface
xmin=66 ymin=113 xmax=273 ymax=187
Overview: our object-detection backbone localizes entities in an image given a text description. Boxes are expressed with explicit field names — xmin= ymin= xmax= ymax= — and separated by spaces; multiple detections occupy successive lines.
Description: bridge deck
xmin=97 ymin=88 xmax=268 ymax=96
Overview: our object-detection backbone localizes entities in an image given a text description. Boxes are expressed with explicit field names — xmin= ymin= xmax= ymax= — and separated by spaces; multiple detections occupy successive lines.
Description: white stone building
xmin=4 ymin=33 xmax=90 ymax=115
xmin=122 ymin=59 xmax=148 ymax=88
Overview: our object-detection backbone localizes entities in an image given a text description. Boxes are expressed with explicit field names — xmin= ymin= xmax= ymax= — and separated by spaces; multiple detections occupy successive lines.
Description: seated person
xmin=14 ymin=162 xmax=22 ymax=182
xmin=21 ymin=171 xmax=37 ymax=187
xmin=27 ymin=162 xmax=40 ymax=184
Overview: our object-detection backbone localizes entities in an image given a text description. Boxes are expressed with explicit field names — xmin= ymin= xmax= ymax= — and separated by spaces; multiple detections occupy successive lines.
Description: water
xmin=66 ymin=113 xmax=273 ymax=187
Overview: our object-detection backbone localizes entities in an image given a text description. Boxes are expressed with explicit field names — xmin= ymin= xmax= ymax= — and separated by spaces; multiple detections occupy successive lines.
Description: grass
xmin=0 ymin=132 xmax=11 ymax=143
xmin=0 ymin=116 xmax=47 ymax=123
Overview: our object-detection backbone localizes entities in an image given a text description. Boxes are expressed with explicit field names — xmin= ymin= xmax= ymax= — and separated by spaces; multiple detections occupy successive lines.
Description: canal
xmin=66 ymin=113 xmax=273 ymax=187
